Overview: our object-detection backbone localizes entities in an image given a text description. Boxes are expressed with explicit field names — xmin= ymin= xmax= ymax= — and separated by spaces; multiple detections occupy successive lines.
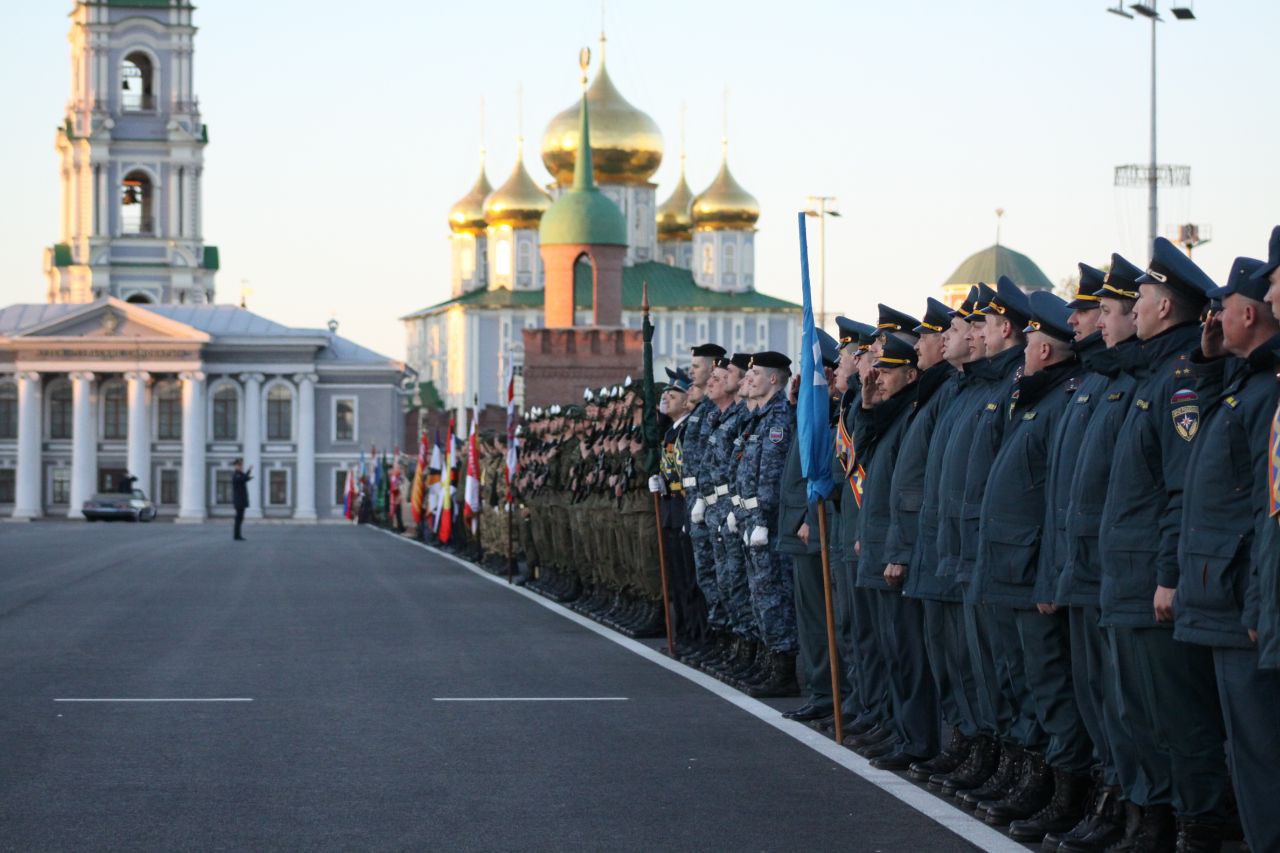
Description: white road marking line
xmin=54 ymin=698 xmax=253 ymax=703
xmin=433 ymin=697 xmax=628 ymax=702
xmin=378 ymin=528 xmax=1026 ymax=853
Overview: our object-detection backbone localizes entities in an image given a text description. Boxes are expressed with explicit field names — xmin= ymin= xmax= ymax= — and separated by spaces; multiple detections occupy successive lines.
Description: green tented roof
xmin=401 ymin=260 xmax=800 ymax=320
xmin=202 ymin=246 xmax=220 ymax=270
xmin=52 ymin=244 xmax=73 ymax=267
xmin=944 ymin=243 xmax=1053 ymax=291
xmin=540 ymin=189 xmax=627 ymax=246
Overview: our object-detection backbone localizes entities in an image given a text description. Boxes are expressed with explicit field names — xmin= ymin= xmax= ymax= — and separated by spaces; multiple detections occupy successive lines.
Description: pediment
xmin=15 ymin=298 xmax=209 ymax=342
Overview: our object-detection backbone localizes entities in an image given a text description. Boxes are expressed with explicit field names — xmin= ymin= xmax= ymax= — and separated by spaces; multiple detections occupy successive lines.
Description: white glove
xmin=690 ymin=498 xmax=706 ymax=524
xmin=725 ymin=511 xmax=738 ymax=533
xmin=743 ymin=529 xmax=751 ymax=547
xmin=648 ymin=475 xmax=664 ymax=494
xmin=749 ymin=525 xmax=769 ymax=548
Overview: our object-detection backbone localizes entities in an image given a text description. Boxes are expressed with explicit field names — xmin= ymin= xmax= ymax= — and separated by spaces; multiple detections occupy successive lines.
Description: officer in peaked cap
xmin=1023 ymin=290 xmax=1075 ymax=343
xmin=1251 ymin=226 xmax=1280 ymax=680
xmin=836 ymin=316 xmax=876 ymax=351
xmin=1098 ymin=235 xmax=1226 ymax=848
xmin=1249 ymin=223 xmax=1280 ymax=286
xmin=873 ymin=334 xmax=919 ymax=369
xmin=1068 ymin=263 xmax=1106 ymax=334
xmin=964 ymin=282 xmax=999 ymax=322
xmin=951 ymin=285 xmax=980 ymax=319
xmin=664 ymin=366 xmax=693 ymax=391
xmin=877 ymin=304 xmax=922 ymax=340
xmin=979 ymin=275 xmax=1032 ymax=325
xmin=816 ymin=328 xmax=840 ymax=368
xmin=914 ymin=297 xmax=953 ymax=336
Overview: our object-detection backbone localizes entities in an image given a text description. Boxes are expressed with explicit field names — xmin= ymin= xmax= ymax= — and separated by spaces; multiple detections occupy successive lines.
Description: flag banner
xmin=439 ymin=417 xmax=455 ymax=544
xmin=464 ymin=407 xmax=480 ymax=531
xmin=410 ymin=431 xmax=427 ymax=524
xmin=343 ymin=467 xmax=356 ymax=521
xmin=836 ymin=414 xmax=867 ymax=508
xmin=796 ymin=212 xmax=836 ymax=504
xmin=504 ymin=360 xmax=518 ymax=502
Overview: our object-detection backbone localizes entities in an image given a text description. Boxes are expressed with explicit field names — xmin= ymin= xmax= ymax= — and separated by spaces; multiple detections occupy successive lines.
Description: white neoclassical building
xmin=0 ymin=299 xmax=409 ymax=521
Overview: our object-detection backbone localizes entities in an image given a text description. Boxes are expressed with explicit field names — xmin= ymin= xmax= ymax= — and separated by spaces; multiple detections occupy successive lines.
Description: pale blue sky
xmin=1 ymin=1 xmax=1277 ymax=358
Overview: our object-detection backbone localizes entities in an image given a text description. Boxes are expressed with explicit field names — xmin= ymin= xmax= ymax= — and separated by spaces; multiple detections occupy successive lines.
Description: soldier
xmin=1173 ymin=252 xmax=1280 ymax=853
xmin=1254 ymin=226 xmax=1280 ymax=676
xmin=975 ymin=291 xmax=1091 ymax=836
xmin=734 ymin=351 xmax=797 ymax=696
xmin=1098 ymin=237 xmax=1226 ymax=849
xmin=777 ymin=330 xmax=841 ymax=718
xmin=683 ymin=344 xmax=730 ymax=659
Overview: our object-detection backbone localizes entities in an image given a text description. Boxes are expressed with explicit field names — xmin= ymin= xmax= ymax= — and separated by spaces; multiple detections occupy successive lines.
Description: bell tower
xmin=44 ymin=0 xmax=218 ymax=306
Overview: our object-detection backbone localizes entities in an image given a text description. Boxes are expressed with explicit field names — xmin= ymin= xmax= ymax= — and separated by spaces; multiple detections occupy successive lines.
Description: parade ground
xmin=0 ymin=523 xmax=1027 ymax=852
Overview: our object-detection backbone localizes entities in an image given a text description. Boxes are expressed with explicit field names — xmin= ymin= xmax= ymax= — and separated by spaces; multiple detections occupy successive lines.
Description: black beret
xmin=691 ymin=343 xmax=727 ymax=358
xmin=729 ymin=352 xmax=753 ymax=371
xmin=749 ymin=351 xmax=792 ymax=370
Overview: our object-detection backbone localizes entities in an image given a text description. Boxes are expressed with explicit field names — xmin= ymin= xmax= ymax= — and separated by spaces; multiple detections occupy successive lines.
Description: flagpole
xmin=815 ymin=498 xmax=843 ymax=744
xmin=642 ymin=282 xmax=675 ymax=657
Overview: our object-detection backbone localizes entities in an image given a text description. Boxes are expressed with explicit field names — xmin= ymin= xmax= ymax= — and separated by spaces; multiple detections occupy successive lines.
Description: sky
xmin=2 ymin=0 xmax=1278 ymax=359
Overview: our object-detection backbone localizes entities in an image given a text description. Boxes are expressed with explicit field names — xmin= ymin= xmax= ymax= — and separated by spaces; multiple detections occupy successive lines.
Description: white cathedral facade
xmin=402 ymin=41 xmax=801 ymax=414
xmin=0 ymin=0 xmax=410 ymax=521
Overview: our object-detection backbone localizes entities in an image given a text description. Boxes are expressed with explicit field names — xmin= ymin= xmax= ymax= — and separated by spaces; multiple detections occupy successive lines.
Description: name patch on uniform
xmin=1022 ymin=411 xmax=1038 ymax=421
xmin=985 ymin=402 xmax=999 ymax=412
xmin=1076 ymin=394 xmax=1091 ymax=404
xmin=1108 ymin=392 xmax=1124 ymax=401
xmin=1224 ymin=396 xmax=1240 ymax=409
xmin=1135 ymin=399 xmax=1151 ymax=410
xmin=768 ymin=427 xmax=785 ymax=444
xmin=1172 ymin=404 xmax=1200 ymax=441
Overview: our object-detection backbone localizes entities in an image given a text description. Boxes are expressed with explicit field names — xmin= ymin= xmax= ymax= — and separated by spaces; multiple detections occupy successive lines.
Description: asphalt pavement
xmin=0 ymin=522 xmax=1000 ymax=851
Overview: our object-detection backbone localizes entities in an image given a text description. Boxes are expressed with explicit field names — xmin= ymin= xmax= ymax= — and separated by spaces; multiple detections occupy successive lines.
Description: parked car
xmin=82 ymin=490 xmax=158 ymax=522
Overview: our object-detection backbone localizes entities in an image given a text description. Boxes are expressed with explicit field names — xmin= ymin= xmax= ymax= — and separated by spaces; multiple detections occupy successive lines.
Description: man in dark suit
xmin=232 ymin=458 xmax=252 ymax=541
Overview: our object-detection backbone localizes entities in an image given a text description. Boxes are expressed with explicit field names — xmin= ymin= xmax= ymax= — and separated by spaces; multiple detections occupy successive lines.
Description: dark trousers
xmin=793 ymin=553 xmax=838 ymax=707
xmin=1070 ymin=605 xmax=1128 ymax=787
xmin=233 ymin=506 xmax=245 ymax=539
xmin=927 ymin=599 xmax=981 ymax=738
xmin=1213 ymin=646 xmax=1280 ymax=852
xmin=1106 ymin=626 xmax=1170 ymax=807
xmin=848 ymin=584 xmax=889 ymax=728
xmin=878 ymin=591 xmax=939 ymax=757
xmin=1016 ymin=607 xmax=1093 ymax=773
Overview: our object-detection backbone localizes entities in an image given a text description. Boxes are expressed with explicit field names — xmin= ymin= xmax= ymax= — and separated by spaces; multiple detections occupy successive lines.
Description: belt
xmin=682 ymin=477 xmax=697 ymax=489
xmin=704 ymin=492 xmax=719 ymax=505
xmin=668 ymin=481 xmax=683 ymax=492
xmin=715 ymin=484 xmax=729 ymax=496
xmin=731 ymin=495 xmax=742 ymax=506
xmin=742 ymin=497 xmax=759 ymax=510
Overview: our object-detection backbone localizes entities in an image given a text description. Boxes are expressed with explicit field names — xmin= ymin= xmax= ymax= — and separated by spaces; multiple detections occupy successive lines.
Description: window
xmin=495 ymin=239 xmax=512 ymax=276
xmin=701 ymin=243 xmax=714 ymax=275
xmin=156 ymin=381 xmax=181 ymax=440
xmin=460 ymin=243 xmax=475 ymax=278
xmin=268 ymin=469 xmax=289 ymax=506
xmin=120 ymin=51 xmax=155 ymax=111
xmin=212 ymin=385 xmax=238 ymax=441
xmin=214 ymin=470 xmax=233 ymax=505
xmin=160 ymin=468 xmax=179 ymax=505
xmin=52 ymin=468 xmax=71 ymax=504
xmin=0 ymin=469 xmax=14 ymax=503
xmin=266 ymin=385 xmax=292 ymax=441
xmin=48 ymin=381 xmax=72 ymax=439
xmin=723 ymin=243 xmax=737 ymax=276
xmin=121 ymin=169 xmax=155 ymax=236
xmin=334 ymin=469 xmax=347 ymax=505
xmin=0 ymin=383 xmax=16 ymax=439
xmin=102 ymin=381 xmax=127 ymax=440
xmin=334 ymin=398 xmax=355 ymax=442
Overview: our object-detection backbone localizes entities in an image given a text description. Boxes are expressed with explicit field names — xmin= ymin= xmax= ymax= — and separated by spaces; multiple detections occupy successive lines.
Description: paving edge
xmin=375 ymin=527 xmax=1026 ymax=853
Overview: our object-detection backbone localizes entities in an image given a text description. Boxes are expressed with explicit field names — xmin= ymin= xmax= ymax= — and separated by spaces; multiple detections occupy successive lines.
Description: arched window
xmin=155 ymin=381 xmax=182 ymax=440
xmin=101 ymin=381 xmax=127 ymax=440
xmin=0 ymin=382 xmax=16 ymax=440
xmin=701 ymin=243 xmax=714 ymax=275
xmin=460 ymin=243 xmax=475 ymax=278
xmin=495 ymin=239 xmax=512 ymax=277
xmin=121 ymin=170 xmax=155 ymax=236
xmin=723 ymin=243 xmax=737 ymax=276
xmin=126 ymin=293 xmax=152 ymax=304
xmin=266 ymin=385 xmax=293 ymax=441
xmin=121 ymin=51 xmax=155 ymax=111
xmin=211 ymin=385 xmax=238 ymax=441
xmin=48 ymin=380 xmax=72 ymax=439
xmin=516 ymin=240 xmax=531 ymax=274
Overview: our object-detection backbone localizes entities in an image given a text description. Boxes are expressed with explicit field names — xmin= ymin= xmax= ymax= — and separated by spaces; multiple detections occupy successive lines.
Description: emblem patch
xmin=1171 ymin=389 xmax=1197 ymax=405
xmin=985 ymin=402 xmax=998 ymax=411
xmin=1136 ymin=399 xmax=1151 ymax=410
xmin=1172 ymin=404 xmax=1200 ymax=441
xmin=1076 ymin=394 xmax=1091 ymax=403
xmin=768 ymin=427 xmax=785 ymax=444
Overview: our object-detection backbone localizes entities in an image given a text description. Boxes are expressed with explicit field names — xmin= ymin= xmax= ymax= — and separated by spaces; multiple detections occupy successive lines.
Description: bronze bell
xmin=122 ymin=185 xmax=140 ymax=205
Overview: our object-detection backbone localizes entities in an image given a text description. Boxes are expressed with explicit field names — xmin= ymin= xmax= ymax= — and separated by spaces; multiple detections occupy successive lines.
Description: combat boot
xmin=727 ymin=642 xmax=768 ymax=686
xmin=1123 ymin=804 xmax=1175 ymax=853
xmin=1054 ymin=784 xmax=1125 ymax=852
xmin=935 ymin=735 xmax=998 ymax=796
xmin=955 ymin=742 xmax=1022 ymax=807
xmin=908 ymin=727 xmax=970 ymax=782
xmin=629 ymin=601 xmax=665 ymax=637
xmin=1172 ymin=817 xmax=1222 ymax=853
xmin=982 ymin=749 xmax=1054 ymax=826
xmin=1008 ymin=767 xmax=1093 ymax=842
xmin=745 ymin=651 xmax=798 ymax=698
xmin=719 ymin=637 xmax=757 ymax=679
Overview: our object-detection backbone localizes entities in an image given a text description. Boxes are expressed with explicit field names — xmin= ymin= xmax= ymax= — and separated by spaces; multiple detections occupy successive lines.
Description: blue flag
xmin=797 ymin=212 xmax=835 ymax=504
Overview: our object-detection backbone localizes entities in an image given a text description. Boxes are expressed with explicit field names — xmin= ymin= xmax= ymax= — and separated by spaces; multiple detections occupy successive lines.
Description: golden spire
xmin=448 ymin=99 xmax=492 ymax=234
xmin=484 ymin=87 xmax=551 ymax=230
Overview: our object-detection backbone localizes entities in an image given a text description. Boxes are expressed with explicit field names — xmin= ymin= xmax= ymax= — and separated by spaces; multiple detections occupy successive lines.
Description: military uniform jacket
xmin=659 ymin=415 xmax=691 ymax=530
xmin=1056 ymin=338 xmax=1140 ymax=606
xmin=740 ymin=393 xmax=794 ymax=535
xmin=1099 ymin=322 xmax=1201 ymax=628
xmin=915 ymin=371 xmax=968 ymax=602
xmin=977 ymin=358 xmax=1078 ymax=608
xmin=702 ymin=401 xmax=747 ymax=508
xmin=731 ymin=404 xmax=767 ymax=527
xmin=1034 ymin=333 xmax=1106 ymax=603
xmin=885 ymin=363 xmax=959 ymax=601
xmin=1174 ymin=336 xmax=1280 ymax=649
xmin=933 ymin=366 xmax=988 ymax=584
xmin=681 ymin=397 xmax=715 ymax=499
xmin=775 ymin=435 xmax=811 ymax=555
xmin=836 ymin=386 xmax=863 ymax=564
xmin=853 ymin=381 xmax=918 ymax=590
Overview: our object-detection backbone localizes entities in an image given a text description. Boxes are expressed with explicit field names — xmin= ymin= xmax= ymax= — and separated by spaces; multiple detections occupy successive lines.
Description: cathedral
xmin=401 ymin=38 xmax=802 ymax=414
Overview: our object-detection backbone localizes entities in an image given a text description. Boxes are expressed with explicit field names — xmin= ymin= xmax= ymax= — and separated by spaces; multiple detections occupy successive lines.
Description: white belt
xmin=731 ymin=495 xmax=742 ymax=506
xmin=704 ymin=493 xmax=719 ymax=505
xmin=743 ymin=497 xmax=759 ymax=510
xmin=682 ymin=477 xmax=697 ymax=488
xmin=715 ymin=484 xmax=729 ymax=496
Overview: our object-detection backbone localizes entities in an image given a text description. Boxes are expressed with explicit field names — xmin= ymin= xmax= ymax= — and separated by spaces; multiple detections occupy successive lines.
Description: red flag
xmin=439 ymin=417 xmax=455 ymax=544
xmin=504 ymin=360 xmax=517 ymax=503
xmin=464 ymin=408 xmax=480 ymax=531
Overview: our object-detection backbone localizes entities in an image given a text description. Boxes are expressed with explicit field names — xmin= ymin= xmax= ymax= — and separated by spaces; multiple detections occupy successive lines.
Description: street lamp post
xmin=804 ymin=196 xmax=840 ymax=331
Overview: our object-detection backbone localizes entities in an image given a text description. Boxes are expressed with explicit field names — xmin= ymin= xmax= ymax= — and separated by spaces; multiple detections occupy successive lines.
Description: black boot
xmin=745 ymin=651 xmax=798 ymax=698
xmin=1173 ymin=817 xmax=1222 ymax=853
xmin=935 ymin=735 xmax=998 ymax=796
xmin=955 ymin=742 xmax=1022 ymax=807
xmin=908 ymin=727 xmax=970 ymax=782
xmin=1056 ymin=785 xmax=1126 ymax=852
xmin=1119 ymin=804 xmax=1175 ymax=853
xmin=1008 ymin=768 xmax=1093 ymax=842
xmin=981 ymin=749 xmax=1053 ymax=826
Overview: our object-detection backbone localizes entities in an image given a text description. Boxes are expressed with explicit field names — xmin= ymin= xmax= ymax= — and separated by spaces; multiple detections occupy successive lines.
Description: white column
xmin=240 ymin=373 xmax=264 ymax=519
xmin=13 ymin=372 xmax=43 ymax=519
xmin=125 ymin=371 xmax=151 ymax=497
xmin=293 ymin=373 xmax=317 ymax=520
xmin=66 ymin=371 xmax=96 ymax=518
xmin=177 ymin=370 xmax=206 ymax=522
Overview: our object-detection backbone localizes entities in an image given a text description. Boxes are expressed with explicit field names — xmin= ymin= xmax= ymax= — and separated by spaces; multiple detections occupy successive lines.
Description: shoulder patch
xmin=768 ymin=427 xmax=786 ymax=444
xmin=1107 ymin=392 xmax=1124 ymax=401
xmin=1076 ymin=394 xmax=1091 ymax=404
xmin=1135 ymin=399 xmax=1151 ymax=410
xmin=1172 ymin=403 xmax=1200 ymax=441
xmin=1224 ymin=396 xmax=1240 ymax=409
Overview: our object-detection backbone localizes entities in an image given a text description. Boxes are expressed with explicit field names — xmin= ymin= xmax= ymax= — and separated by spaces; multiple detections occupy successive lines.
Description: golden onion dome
xmin=691 ymin=146 xmax=759 ymax=231
xmin=447 ymin=156 xmax=492 ymax=234
xmin=655 ymin=160 xmax=695 ymax=241
xmin=483 ymin=145 xmax=552 ymax=230
xmin=540 ymin=53 xmax=663 ymax=187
